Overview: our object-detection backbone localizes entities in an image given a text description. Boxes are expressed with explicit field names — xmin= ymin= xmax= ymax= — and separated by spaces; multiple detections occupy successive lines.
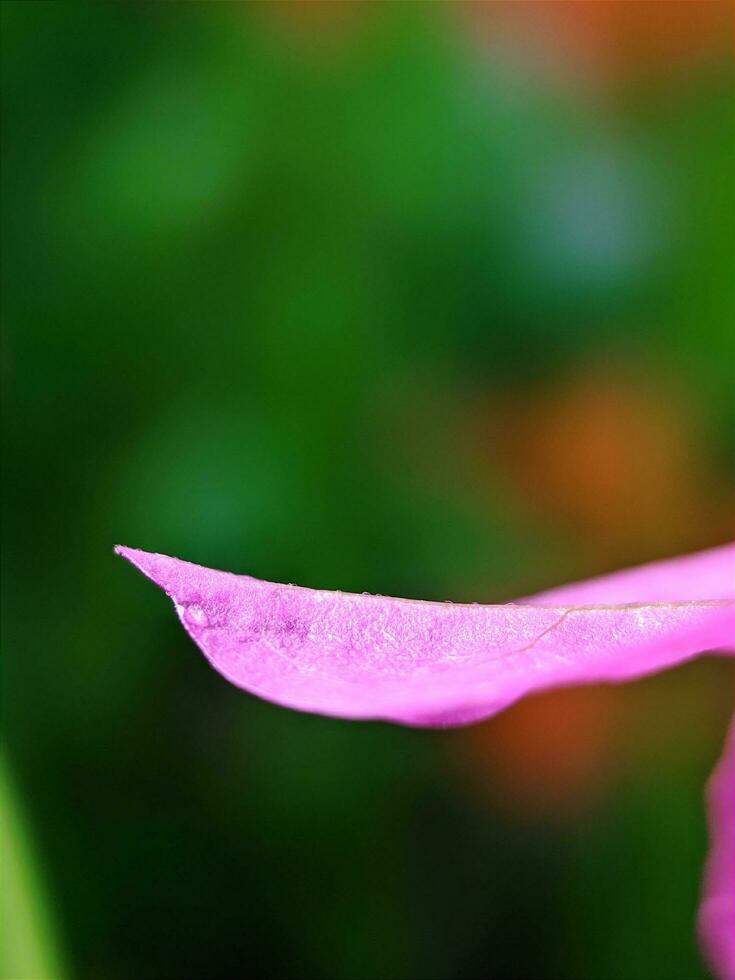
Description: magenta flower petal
xmin=700 ymin=714 xmax=735 ymax=980
xmin=115 ymin=543 xmax=734 ymax=727
xmin=117 ymin=542 xmax=734 ymax=977
xmin=525 ymin=543 xmax=735 ymax=605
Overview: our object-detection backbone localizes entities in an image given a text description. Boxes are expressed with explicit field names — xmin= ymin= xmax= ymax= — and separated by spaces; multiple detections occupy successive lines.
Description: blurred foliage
xmin=0 ymin=753 xmax=66 ymax=980
xmin=1 ymin=2 xmax=733 ymax=979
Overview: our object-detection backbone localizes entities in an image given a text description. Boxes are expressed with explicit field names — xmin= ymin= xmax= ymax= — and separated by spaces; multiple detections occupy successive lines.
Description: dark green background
xmin=2 ymin=3 xmax=733 ymax=978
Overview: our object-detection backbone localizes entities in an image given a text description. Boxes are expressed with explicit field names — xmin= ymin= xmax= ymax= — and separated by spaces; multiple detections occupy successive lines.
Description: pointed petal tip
xmin=114 ymin=545 xmax=234 ymax=601
xmin=114 ymin=544 xmax=148 ymax=566
xmin=114 ymin=545 xmax=168 ymax=588
xmin=114 ymin=543 xmax=141 ymax=558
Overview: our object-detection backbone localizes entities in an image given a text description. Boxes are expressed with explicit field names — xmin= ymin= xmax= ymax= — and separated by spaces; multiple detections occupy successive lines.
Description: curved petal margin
xmin=700 ymin=714 xmax=735 ymax=980
xmin=115 ymin=544 xmax=734 ymax=727
xmin=117 ymin=542 xmax=734 ymax=978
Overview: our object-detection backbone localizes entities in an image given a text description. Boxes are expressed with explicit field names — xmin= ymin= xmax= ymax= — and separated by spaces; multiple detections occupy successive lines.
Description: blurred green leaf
xmin=0 ymin=754 xmax=66 ymax=980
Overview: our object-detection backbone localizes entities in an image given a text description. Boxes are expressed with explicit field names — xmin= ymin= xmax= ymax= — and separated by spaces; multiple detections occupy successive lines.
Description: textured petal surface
xmin=700 ymin=714 xmax=735 ymax=980
xmin=117 ymin=542 xmax=735 ymax=977
xmin=115 ymin=544 xmax=734 ymax=727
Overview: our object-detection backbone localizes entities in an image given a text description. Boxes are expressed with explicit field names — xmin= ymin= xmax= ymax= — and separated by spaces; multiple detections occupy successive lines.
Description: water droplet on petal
xmin=185 ymin=604 xmax=209 ymax=627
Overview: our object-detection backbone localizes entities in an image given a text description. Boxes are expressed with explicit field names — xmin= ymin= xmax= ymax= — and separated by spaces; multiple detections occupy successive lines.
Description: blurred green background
xmin=2 ymin=3 xmax=733 ymax=978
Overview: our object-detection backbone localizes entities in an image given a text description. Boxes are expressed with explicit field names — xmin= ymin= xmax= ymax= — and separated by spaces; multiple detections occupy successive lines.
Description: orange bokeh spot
xmin=469 ymin=361 xmax=734 ymax=563
xmin=467 ymin=0 xmax=733 ymax=92
xmin=458 ymin=684 xmax=624 ymax=818
xmin=455 ymin=660 xmax=734 ymax=820
xmin=256 ymin=0 xmax=366 ymax=46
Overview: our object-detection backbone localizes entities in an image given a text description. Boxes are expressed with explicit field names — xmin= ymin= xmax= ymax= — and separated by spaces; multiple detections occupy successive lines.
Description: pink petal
xmin=115 ymin=543 xmax=734 ymax=727
xmin=117 ymin=542 xmax=734 ymax=977
xmin=525 ymin=543 xmax=735 ymax=605
xmin=700 ymin=713 xmax=735 ymax=980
